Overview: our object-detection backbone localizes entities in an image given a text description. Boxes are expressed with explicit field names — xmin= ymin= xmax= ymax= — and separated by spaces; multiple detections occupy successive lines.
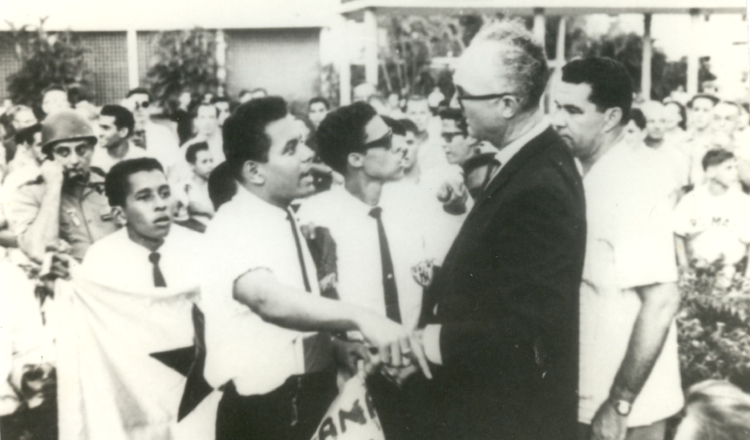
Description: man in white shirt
xmin=83 ymin=157 xmax=203 ymax=290
xmin=91 ymin=105 xmax=150 ymax=174
xmin=124 ymin=89 xmax=181 ymax=173
xmin=300 ymin=102 xmax=432 ymax=440
xmin=641 ymin=100 xmax=690 ymax=190
xmin=201 ymin=97 xmax=430 ymax=440
xmin=552 ymin=57 xmax=683 ymax=440
xmin=685 ymin=94 xmax=719 ymax=186
xmin=675 ymin=150 xmax=750 ymax=288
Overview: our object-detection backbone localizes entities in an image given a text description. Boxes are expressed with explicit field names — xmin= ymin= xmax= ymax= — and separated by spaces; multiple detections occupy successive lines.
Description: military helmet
xmin=41 ymin=110 xmax=97 ymax=154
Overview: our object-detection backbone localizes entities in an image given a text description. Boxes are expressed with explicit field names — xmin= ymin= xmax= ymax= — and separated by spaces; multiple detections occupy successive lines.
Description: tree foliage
xmin=146 ymin=28 xmax=218 ymax=114
xmin=4 ymin=18 xmax=93 ymax=111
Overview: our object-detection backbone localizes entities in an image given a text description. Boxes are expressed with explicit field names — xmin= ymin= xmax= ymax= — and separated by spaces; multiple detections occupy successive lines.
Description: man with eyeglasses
xmin=6 ymin=110 xmax=118 ymax=263
xmin=124 ymin=88 xmax=181 ymax=175
xmin=402 ymin=20 xmax=586 ymax=440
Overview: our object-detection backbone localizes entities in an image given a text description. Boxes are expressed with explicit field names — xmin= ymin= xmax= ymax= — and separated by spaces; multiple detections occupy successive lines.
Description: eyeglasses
xmin=134 ymin=100 xmax=150 ymax=110
xmin=455 ymin=86 xmax=515 ymax=110
xmin=361 ymin=129 xmax=393 ymax=150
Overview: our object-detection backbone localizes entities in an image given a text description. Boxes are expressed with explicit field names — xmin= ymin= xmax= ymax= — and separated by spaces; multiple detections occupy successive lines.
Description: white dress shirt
xmin=81 ymin=224 xmax=203 ymax=293
xmin=422 ymin=117 xmax=551 ymax=365
xmin=91 ymin=141 xmax=152 ymax=174
xmin=200 ymin=185 xmax=320 ymax=395
xmin=298 ymin=185 xmax=430 ymax=330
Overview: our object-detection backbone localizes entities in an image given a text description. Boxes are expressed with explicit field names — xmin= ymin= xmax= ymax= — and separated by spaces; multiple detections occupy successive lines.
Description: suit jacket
xmin=412 ymin=127 xmax=586 ymax=440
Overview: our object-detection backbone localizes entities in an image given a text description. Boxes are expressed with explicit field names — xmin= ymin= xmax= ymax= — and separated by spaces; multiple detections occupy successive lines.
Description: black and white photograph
xmin=0 ymin=0 xmax=749 ymax=439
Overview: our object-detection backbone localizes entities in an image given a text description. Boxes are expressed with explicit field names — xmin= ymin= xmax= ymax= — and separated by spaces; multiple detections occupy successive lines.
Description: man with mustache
xmin=5 ymin=110 xmax=118 ymax=263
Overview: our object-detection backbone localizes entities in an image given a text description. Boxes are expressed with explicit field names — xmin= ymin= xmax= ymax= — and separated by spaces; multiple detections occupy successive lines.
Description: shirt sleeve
xmin=614 ymin=185 xmax=678 ymax=289
xmin=200 ymin=216 xmax=303 ymax=395
xmin=4 ymin=184 xmax=43 ymax=237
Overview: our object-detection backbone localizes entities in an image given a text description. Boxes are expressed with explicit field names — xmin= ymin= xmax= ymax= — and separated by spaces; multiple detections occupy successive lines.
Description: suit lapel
xmin=467 ymin=128 xmax=559 ymax=221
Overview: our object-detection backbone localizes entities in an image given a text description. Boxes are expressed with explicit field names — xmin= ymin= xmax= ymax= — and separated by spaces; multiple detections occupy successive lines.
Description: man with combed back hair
xmin=401 ymin=19 xmax=586 ymax=440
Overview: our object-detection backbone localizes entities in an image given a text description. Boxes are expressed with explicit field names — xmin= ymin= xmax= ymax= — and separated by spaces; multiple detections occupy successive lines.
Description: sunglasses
xmin=362 ymin=129 xmax=393 ymax=150
xmin=134 ymin=100 xmax=150 ymax=109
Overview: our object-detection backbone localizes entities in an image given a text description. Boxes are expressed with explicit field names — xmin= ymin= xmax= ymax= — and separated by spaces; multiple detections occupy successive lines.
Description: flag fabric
xmin=54 ymin=267 xmax=221 ymax=440
xmin=310 ymin=372 xmax=385 ymax=440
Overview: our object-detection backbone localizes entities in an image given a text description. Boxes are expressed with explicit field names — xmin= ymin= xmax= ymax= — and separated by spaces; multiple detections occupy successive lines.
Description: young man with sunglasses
xmin=125 ymin=88 xmax=181 ymax=175
xmin=300 ymin=102 xmax=434 ymax=440
xmin=6 ymin=110 xmax=118 ymax=263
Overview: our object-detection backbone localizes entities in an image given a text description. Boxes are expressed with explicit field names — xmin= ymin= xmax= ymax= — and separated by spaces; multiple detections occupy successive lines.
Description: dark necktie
xmin=149 ymin=252 xmax=167 ymax=287
xmin=369 ymin=207 xmax=401 ymax=323
xmin=286 ymin=209 xmax=312 ymax=293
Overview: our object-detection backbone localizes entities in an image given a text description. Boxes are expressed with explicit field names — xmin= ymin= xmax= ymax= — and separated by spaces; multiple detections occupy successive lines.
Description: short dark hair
xmin=381 ymin=115 xmax=405 ymax=137
xmin=100 ymin=105 xmax=135 ymax=137
xmin=126 ymin=87 xmax=151 ymax=100
xmin=702 ymin=149 xmax=735 ymax=171
xmin=439 ymin=107 xmax=468 ymax=134
xmin=186 ymin=142 xmax=209 ymax=164
xmin=316 ymin=101 xmax=378 ymax=174
xmin=105 ymin=158 xmax=164 ymax=207
xmin=688 ymin=94 xmax=719 ymax=109
xmin=222 ymin=96 xmax=288 ymax=179
xmin=211 ymin=96 xmax=230 ymax=105
xmin=208 ymin=161 xmax=237 ymax=210
xmin=309 ymin=97 xmax=330 ymax=111
xmin=14 ymin=123 xmax=42 ymax=146
xmin=664 ymin=100 xmax=687 ymax=130
xmin=397 ymin=118 xmax=419 ymax=136
xmin=629 ymin=108 xmax=647 ymax=130
xmin=562 ymin=57 xmax=633 ymax=125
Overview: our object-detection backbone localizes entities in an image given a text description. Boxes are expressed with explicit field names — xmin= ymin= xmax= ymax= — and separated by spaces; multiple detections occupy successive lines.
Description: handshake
xmin=333 ymin=314 xmax=433 ymax=387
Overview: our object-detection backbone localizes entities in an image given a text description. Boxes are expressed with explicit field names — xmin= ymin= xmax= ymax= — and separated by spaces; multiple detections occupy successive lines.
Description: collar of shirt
xmin=233 ymin=184 xmax=290 ymax=222
xmin=488 ymin=118 xmax=550 ymax=183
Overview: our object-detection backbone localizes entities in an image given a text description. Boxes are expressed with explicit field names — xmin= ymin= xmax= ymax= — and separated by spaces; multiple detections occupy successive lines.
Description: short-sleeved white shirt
xmin=579 ymin=141 xmax=684 ymax=427
xmin=200 ymin=186 xmax=320 ymax=395
xmin=674 ymin=184 xmax=750 ymax=267
xmin=297 ymin=186 xmax=429 ymax=330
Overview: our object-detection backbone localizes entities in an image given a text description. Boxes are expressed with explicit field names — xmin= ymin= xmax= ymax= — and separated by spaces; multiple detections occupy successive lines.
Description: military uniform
xmin=5 ymin=170 xmax=118 ymax=261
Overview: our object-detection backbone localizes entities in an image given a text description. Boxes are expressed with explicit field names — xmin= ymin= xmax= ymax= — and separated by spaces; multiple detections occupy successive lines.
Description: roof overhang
xmin=340 ymin=0 xmax=747 ymax=19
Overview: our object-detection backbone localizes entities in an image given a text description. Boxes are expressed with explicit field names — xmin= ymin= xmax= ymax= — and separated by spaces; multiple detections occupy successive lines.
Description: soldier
xmin=5 ymin=110 xmax=118 ymax=263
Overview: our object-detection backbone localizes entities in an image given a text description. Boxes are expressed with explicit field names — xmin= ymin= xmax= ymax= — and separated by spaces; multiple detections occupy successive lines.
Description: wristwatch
xmin=611 ymin=399 xmax=632 ymax=416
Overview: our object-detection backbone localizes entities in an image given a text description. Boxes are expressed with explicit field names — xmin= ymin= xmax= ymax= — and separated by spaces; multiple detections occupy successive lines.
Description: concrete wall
xmin=0 ymin=27 xmax=322 ymax=107
xmin=224 ymin=28 xmax=321 ymax=106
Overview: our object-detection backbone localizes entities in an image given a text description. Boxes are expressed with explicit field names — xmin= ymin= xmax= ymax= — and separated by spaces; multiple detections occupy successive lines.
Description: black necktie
xmin=149 ymin=252 xmax=167 ymax=287
xmin=369 ymin=207 xmax=401 ymax=323
xmin=287 ymin=209 xmax=312 ymax=293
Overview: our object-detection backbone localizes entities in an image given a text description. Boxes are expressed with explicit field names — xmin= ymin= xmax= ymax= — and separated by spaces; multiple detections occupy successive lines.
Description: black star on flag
xmin=150 ymin=304 xmax=213 ymax=421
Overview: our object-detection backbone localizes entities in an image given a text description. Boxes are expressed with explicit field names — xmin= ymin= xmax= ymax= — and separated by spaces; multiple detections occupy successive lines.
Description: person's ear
xmin=603 ymin=107 xmax=624 ymax=132
xmin=347 ymin=152 xmax=364 ymax=170
xmin=118 ymin=126 xmax=129 ymax=139
xmin=112 ymin=206 xmax=126 ymax=227
xmin=242 ymin=160 xmax=265 ymax=185
xmin=498 ymin=96 xmax=520 ymax=119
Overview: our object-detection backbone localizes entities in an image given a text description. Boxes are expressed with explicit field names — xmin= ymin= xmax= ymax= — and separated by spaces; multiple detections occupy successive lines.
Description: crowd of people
xmin=0 ymin=17 xmax=750 ymax=440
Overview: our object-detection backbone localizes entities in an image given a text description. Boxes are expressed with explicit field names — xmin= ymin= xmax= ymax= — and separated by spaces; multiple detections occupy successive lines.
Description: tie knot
xmin=149 ymin=252 xmax=161 ymax=265
xmin=369 ymin=207 xmax=382 ymax=219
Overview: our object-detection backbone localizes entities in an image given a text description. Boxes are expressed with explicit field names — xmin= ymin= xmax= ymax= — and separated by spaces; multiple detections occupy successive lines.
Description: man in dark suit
xmin=391 ymin=19 xmax=586 ymax=440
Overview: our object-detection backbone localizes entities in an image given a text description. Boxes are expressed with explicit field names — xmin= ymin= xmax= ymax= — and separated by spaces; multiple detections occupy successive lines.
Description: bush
xmin=146 ymin=28 xmax=218 ymax=115
xmin=4 ymin=19 xmax=93 ymax=111
xmin=677 ymin=265 xmax=750 ymax=391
